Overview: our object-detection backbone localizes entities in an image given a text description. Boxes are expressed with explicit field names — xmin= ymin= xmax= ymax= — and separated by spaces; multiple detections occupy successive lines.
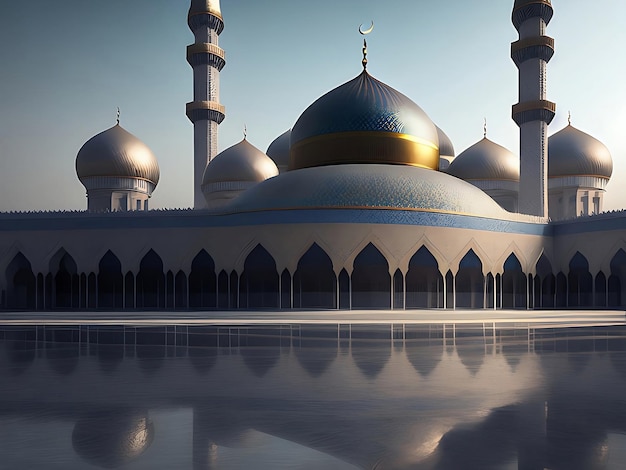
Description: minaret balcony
xmin=512 ymin=0 xmax=554 ymax=29
xmin=188 ymin=11 xmax=223 ymax=34
xmin=187 ymin=43 xmax=226 ymax=70
xmin=512 ymin=100 xmax=556 ymax=126
xmin=186 ymin=101 xmax=226 ymax=124
xmin=511 ymin=36 xmax=554 ymax=65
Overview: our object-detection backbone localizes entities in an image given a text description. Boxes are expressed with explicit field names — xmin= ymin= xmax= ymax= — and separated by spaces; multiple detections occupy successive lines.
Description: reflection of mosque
xmin=3 ymin=324 xmax=626 ymax=469
xmin=3 ymin=0 xmax=626 ymax=313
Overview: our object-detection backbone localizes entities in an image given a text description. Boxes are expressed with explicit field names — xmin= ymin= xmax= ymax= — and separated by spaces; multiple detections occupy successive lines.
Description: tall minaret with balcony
xmin=511 ymin=0 xmax=556 ymax=218
xmin=186 ymin=0 xmax=225 ymax=209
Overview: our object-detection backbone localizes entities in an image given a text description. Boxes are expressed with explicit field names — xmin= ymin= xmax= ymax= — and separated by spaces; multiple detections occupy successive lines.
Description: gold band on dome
xmin=289 ymin=131 xmax=440 ymax=171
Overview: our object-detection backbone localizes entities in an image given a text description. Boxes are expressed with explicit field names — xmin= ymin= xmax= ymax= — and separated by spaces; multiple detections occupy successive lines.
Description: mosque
xmin=1 ymin=0 xmax=625 ymax=313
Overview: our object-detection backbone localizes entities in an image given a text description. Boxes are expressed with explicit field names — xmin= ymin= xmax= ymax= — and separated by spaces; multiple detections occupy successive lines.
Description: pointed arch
xmin=609 ymin=249 xmax=626 ymax=307
xmin=239 ymin=244 xmax=279 ymax=309
xmin=136 ymin=249 xmax=165 ymax=309
xmin=534 ymin=253 xmax=555 ymax=309
xmin=98 ymin=250 xmax=123 ymax=310
xmin=293 ymin=243 xmax=336 ymax=309
xmin=351 ymin=242 xmax=390 ymax=309
xmin=338 ymin=269 xmax=350 ymax=309
xmin=568 ymin=252 xmax=592 ymax=307
xmin=5 ymin=252 xmax=36 ymax=309
xmin=50 ymin=250 xmax=79 ymax=309
xmin=502 ymin=253 xmax=527 ymax=309
xmin=455 ymin=249 xmax=484 ymax=309
xmin=393 ymin=269 xmax=404 ymax=309
xmin=189 ymin=250 xmax=216 ymax=309
xmin=406 ymin=246 xmax=443 ymax=309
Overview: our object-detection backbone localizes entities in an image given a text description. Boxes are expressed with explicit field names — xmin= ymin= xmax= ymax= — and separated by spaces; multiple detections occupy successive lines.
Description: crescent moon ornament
xmin=359 ymin=21 xmax=374 ymax=35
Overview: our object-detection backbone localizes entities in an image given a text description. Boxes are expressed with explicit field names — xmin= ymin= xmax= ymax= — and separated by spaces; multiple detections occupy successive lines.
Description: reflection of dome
xmin=289 ymin=70 xmax=439 ymax=171
xmin=548 ymin=125 xmax=613 ymax=179
xmin=266 ymin=129 xmax=291 ymax=173
xmin=73 ymin=411 xmax=154 ymax=469
xmin=225 ymin=164 xmax=511 ymax=219
xmin=447 ymin=138 xmax=518 ymax=182
xmin=76 ymin=125 xmax=160 ymax=186
xmin=202 ymin=138 xmax=278 ymax=207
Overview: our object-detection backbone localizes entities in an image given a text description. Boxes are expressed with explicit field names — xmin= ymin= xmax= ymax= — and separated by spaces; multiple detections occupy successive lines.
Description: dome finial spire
xmin=568 ymin=111 xmax=571 ymax=126
xmin=358 ymin=21 xmax=374 ymax=70
xmin=116 ymin=107 xmax=120 ymax=125
xmin=483 ymin=117 xmax=487 ymax=138
xmin=243 ymin=124 xmax=247 ymax=140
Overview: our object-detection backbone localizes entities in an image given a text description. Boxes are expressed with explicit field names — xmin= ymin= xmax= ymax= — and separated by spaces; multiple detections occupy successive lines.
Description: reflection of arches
xmin=455 ymin=327 xmax=486 ymax=375
xmin=609 ymin=249 xmax=626 ymax=307
xmin=293 ymin=327 xmax=338 ymax=377
xmin=136 ymin=250 xmax=165 ymax=309
xmin=239 ymin=245 xmax=279 ymax=309
xmin=293 ymin=243 xmax=336 ymax=309
xmin=46 ymin=341 xmax=80 ymax=376
xmin=350 ymin=326 xmax=392 ymax=378
xmin=456 ymin=250 xmax=484 ymax=309
xmin=351 ymin=243 xmax=390 ymax=309
xmin=98 ymin=251 xmax=123 ymax=310
xmin=405 ymin=325 xmax=443 ymax=377
xmin=406 ymin=246 xmax=443 ymax=309
xmin=240 ymin=330 xmax=282 ymax=377
xmin=5 ymin=253 xmax=36 ymax=309
xmin=189 ymin=250 xmax=216 ymax=309
xmin=502 ymin=254 xmax=526 ymax=309
xmin=535 ymin=254 xmax=555 ymax=308
xmin=568 ymin=252 xmax=592 ymax=307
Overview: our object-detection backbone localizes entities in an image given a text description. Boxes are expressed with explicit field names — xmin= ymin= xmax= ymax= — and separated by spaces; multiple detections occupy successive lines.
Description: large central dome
xmin=289 ymin=70 xmax=439 ymax=171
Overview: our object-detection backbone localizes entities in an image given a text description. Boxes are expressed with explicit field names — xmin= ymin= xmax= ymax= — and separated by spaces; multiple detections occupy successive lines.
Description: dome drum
xmin=80 ymin=176 xmax=156 ymax=196
xmin=289 ymin=131 xmax=439 ymax=171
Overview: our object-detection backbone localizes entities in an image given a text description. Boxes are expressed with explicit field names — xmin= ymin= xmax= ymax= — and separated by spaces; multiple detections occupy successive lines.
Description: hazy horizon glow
xmin=0 ymin=0 xmax=625 ymax=212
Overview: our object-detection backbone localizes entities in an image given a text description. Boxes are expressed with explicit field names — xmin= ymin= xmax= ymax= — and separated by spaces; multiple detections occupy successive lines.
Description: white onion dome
xmin=202 ymin=138 xmax=278 ymax=206
xmin=447 ymin=138 xmax=519 ymax=182
xmin=75 ymin=124 xmax=160 ymax=187
xmin=266 ymin=129 xmax=291 ymax=173
xmin=289 ymin=70 xmax=439 ymax=171
xmin=548 ymin=124 xmax=613 ymax=179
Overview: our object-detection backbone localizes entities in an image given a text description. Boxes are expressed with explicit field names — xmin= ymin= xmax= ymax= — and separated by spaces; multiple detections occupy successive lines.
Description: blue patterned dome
xmin=289 ymin=71 xmax=439 ymax=171
xmin=223 ymin=164 xmax=510 ymax=219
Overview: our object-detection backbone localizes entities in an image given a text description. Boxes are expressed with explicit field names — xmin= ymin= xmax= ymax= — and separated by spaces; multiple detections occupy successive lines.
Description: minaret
xmin=186 ymin=0 xmax=225 ymax=209
xmin=511 ymin=0 xmax=556 ymax=218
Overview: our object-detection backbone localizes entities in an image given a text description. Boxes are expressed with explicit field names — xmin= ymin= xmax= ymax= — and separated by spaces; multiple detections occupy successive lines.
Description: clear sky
xmin=0 ymin=0 xmax=625 ymax=212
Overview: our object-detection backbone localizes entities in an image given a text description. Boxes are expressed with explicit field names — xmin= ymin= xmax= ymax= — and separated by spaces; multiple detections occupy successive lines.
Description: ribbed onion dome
xmin=75 ymin=124 xmax=160 ymax=186
xmin=447 ymin=138 xmax=519 ymax=182
xmin=203 ymin=138 xmax=278 ymax=186
xmin=548 ymin=125 xmax=613 ymax=179
xmin=266 ymin=129 xmax=291 ymax=172
xmin=289 ymin=70 xmax=439 ymax=171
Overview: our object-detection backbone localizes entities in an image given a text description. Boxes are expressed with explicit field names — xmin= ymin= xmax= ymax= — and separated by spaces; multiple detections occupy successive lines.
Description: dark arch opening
xmin=568 ymin=252 xmax=592 ymax=308
xmin=406 ymin=246 xmax=443 ymax=309
xmin=6 ymin=253 xmax=36 ymax=310
xmin=609 ymin=249 xmax=626 ymax=308
xmin=351 ymin=243 xmax=390 ymax=309
xmin=293 ymin=243 xmax=336 ymax=309
xmin=189 ymin=250 xmax=216 ymax=309
xmin=51 ymin=251 xmax=79 ymax=310
xmin=239 ymin=245 xmax=279 ymax=309
xmin=595 ymin=272 xmax=607 ymax=307
xmin=136 ymin=250 xmax=165 ymax=309
xmin=339 ymin=269 xmax=350 ymax=309
xmin=98 ymin=250 xmax=123 ymax=310
xmin=502 ymin=254 xmax=526 ymax=309
xmin=393 ymin=269 xmax=403 ymax=309
xmin=556 ymin=272 xmax=567 ymax=307
xmin=175 ymin=270 xmax=187 ymax=309
xmin=456 ymin=250 xmax=484 ymax=309
xmin=535 ymin=254 xmax=555 ymax=309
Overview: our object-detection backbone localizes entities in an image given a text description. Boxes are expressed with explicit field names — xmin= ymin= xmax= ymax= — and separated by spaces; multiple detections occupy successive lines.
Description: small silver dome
xmin=548 ymin=124 xmax=613 ymax=179
xmin=436 ymin=126 xmax=455 ymax=158
xmin=447 ymin=138 xmax=519 ymax=182
xmin=75 ymin=125 xmax=160 ymax=186
xmin=202 ymin=138 xmax=278 ymax=185
xmin=266 ymin=130 xmax=291 ymax=172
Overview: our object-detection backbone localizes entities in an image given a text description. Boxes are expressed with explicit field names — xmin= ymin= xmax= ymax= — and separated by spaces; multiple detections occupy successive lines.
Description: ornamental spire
xmin=359 ymin=21 xmax=374 ymax=70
